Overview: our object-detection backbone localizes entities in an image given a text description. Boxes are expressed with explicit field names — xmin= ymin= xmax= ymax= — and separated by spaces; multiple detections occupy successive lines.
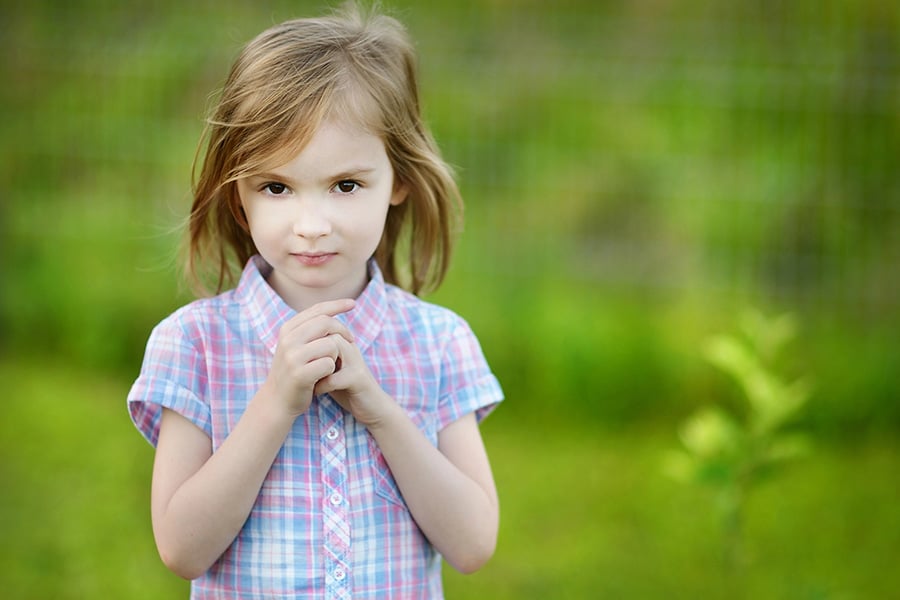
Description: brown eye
xmin=335 ymin=180 xmax=359 ymax=194
xmin=264 ymin=183 xmax=287 ymax=195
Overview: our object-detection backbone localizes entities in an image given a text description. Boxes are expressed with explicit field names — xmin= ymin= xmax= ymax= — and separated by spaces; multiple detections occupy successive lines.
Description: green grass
xmin=451 ymin=417 xmax=900 ymax=599
xmin=2 ymin=358 xmax=897 ymax=599
xmin=0 ymin=359 xmax=185 ymax=599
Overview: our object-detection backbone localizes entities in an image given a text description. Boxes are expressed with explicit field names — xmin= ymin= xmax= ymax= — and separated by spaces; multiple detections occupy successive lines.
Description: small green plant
xmin=664 ymin=309 xmax=813 ymax=567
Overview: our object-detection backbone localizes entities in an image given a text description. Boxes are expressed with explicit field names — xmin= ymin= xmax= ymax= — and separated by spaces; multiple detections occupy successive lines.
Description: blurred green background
xmin=2 ymin=0 xmax=898 ymax=598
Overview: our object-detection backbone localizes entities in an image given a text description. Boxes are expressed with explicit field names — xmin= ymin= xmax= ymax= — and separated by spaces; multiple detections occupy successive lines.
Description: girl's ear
xmin=390 ymin=183 xmax=409 ymax=206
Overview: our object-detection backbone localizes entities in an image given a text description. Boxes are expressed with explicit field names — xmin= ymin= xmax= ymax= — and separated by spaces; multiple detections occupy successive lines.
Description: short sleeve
xmin=127 ymin=314 xmax=212 ymax=447
xmin=436 ymin=318 xmax=504 ymax=430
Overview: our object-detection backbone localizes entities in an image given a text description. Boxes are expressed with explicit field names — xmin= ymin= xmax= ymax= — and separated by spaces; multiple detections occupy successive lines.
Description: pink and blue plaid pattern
xmin=128 ymin=256 xmax=503 ymax=599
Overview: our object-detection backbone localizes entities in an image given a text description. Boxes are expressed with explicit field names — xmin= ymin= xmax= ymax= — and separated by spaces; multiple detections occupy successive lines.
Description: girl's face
xmin=237 ymin=118 xmax=407 ymax=311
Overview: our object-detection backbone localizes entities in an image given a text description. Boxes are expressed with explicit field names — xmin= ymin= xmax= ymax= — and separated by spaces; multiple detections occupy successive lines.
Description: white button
xmin=329 ymin=493 xmax=343 ymax=506
xmin=326 ymin=427 xmax=339 ymax=440
xmin=333 ymin=567 xmax=346 ymax=581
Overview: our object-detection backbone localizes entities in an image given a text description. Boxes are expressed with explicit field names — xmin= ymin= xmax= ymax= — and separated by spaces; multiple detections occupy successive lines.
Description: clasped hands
xmin=263 ymin=298 xmax=391 ymax=426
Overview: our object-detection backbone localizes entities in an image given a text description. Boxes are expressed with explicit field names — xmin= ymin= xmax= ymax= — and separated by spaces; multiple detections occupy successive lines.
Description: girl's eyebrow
xmin=329 ymin=166 xmax=377 ymax=180
xmin=250 ymin=166 xmax=377 ymax=183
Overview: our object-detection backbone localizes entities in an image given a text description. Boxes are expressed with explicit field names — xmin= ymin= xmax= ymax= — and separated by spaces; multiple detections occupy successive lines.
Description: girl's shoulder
xmin=382 ymin=283 xmax=473 ymax=336
xmin=148 ymin=289 xmax=240 ymax=343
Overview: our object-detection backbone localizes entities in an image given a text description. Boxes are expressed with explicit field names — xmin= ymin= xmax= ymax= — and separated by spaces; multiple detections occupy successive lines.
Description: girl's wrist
xmin=257 ymin=379 xmax=309 ymax=422
xmin=362 ymin=390 xmax=406 ymax=433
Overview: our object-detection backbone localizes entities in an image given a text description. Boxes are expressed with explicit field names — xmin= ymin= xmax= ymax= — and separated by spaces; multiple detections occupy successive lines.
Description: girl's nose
xmin=291 ymin=199 xmax=331 ymax=239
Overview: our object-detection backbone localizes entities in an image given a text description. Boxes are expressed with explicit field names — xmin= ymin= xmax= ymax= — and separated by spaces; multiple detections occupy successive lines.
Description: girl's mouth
xmin=293 ymin=252 xmax=336 ymax=266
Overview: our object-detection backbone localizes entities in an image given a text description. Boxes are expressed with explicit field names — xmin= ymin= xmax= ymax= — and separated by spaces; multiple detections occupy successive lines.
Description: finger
xmin=280 ymin=313 xmax=355 ymax=346
xmin=328 ymin=335 xmax=363 ymax=381
xmin=313 ymin=376 xmax=333 ymax=397
xmin=329 ymin=333 xmax=353 ymax=370
xmin=282 ymin=298 xmax=355 ymax=336
xmin=314 ymin=337 xmax=350 ymax=392
xmin=306 ymin=315 xmax=355 ymax=344
xmin=305 ymin=355 xmax=339 ymax=383
xmin=297 ymin=335 xmax=342 ymax=366
xmin=300 ymin=298 xmax=356 ymax=320
xmin=330 ymin=333 xmax=354 ymax=356
xmin=315 ymin=336 xmax=369 ymax=398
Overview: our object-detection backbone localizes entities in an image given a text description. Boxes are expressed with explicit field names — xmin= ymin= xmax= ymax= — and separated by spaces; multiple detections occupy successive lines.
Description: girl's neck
xmin=267 ymin=267 xmax=369 ymax=313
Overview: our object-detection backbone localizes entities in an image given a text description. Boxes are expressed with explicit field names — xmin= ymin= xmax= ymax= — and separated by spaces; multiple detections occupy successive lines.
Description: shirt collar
xmin=236 ymin=255 xmax=387 ymax=355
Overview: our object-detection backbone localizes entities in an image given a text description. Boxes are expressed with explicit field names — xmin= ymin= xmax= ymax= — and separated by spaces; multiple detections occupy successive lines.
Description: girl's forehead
xmin=253 ymin=114 xmax=386 ymax=174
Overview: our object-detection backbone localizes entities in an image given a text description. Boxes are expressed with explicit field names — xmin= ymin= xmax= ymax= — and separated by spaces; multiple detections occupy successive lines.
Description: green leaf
xmin=679 ymin=407 xmax=741 ymax=459
xmin=703 ymin=335 xmax=754 ymax=382
xmin=751 ymin=377 xmax=813 ymax=434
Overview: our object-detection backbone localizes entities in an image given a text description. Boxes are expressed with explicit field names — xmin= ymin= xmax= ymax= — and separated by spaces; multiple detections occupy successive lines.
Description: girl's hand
xmin=315 ymin=335 xmax=395 ymax=427
xmin=264 ymin=298 xmax=356 ymax=416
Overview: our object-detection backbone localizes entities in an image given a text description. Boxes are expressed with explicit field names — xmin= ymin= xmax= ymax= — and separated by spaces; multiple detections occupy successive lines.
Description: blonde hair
xmin=187 ymin=2 xmax=461 ymax=296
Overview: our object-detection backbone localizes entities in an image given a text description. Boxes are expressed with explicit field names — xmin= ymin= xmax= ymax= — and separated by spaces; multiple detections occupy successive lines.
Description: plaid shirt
xmin=128 ymin=256 xmax=502 ymax=599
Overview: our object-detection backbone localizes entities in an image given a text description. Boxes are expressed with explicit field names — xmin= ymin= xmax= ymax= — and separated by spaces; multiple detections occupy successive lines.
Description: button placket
xmin=319 ymin=395 xmax=351 ymax=598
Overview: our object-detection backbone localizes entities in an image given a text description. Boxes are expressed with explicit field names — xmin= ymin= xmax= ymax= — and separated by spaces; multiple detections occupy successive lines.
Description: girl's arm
xmin=367 ymin=405 xmax=499 ymax=574
xmin=150 ymin=299 xmax=355 ymax=580
xmin=151 ymin=394 xmax=296 ymax=579
xmin=317 ymin=335 xmax=499 ymax=574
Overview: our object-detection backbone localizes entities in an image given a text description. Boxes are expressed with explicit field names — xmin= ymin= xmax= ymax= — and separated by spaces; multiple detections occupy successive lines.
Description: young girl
xmin=127 ymin=4 xmax=503 ymax=598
